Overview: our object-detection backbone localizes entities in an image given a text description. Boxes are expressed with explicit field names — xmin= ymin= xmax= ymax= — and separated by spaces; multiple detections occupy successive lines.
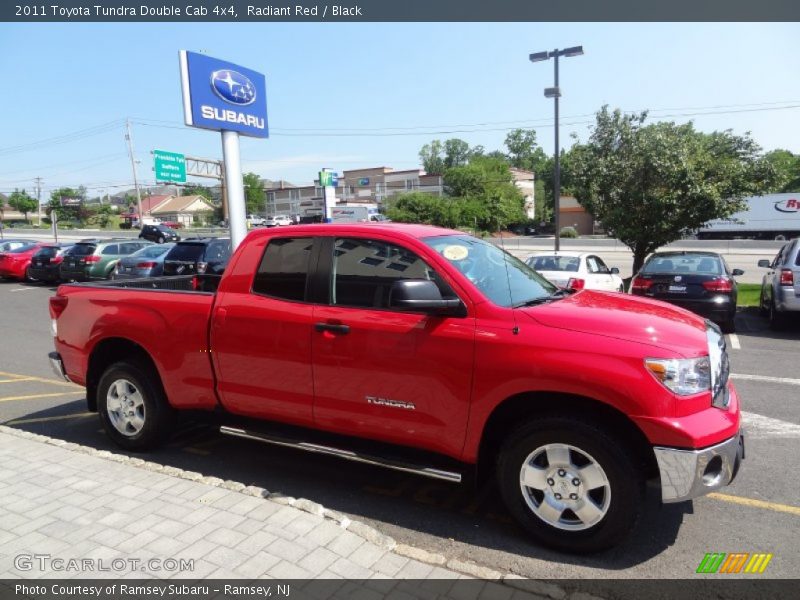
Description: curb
xmin=0 ymin=424 xmax=590 ymax=598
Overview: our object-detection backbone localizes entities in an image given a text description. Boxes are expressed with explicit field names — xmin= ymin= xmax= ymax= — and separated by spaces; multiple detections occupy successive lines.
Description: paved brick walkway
xmin=0 ymin=426 xmax=570 ymax=599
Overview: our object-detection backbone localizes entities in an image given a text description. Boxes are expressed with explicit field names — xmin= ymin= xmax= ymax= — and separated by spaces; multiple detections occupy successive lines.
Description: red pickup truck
xmin=48 ymin=223 xmax=744 ymax=552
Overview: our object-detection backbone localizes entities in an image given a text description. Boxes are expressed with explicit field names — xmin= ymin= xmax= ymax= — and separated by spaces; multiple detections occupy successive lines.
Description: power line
xmin=0 ymin=120 xmax=124 ymax=157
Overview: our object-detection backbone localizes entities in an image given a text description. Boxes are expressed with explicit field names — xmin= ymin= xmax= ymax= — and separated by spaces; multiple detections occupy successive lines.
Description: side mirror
xmin=389 ymin=280 xmax=464 ymax=316
xmin=731 ymin=268 xmax=744 ymax=276
xmin=757 ymin=259 xmax=770 ymax=268
xmin=610 ymin=267 xmax=620 ymax=274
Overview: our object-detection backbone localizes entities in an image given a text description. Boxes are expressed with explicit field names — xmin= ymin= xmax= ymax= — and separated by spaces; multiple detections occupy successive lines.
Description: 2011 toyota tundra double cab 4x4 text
xmin=48 ymin=223 xmax=744 ymax=552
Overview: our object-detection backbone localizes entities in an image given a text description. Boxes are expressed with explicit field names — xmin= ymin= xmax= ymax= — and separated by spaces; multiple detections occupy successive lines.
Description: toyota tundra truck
xmin=48 ymin=223 xmax=744 ymax=552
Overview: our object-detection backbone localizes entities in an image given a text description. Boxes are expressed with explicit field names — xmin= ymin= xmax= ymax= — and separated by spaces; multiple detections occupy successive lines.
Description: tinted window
xmin=135 ymin=245 xmax=171 ymax=259
xmin=332 ymin=238 xmax=455 ymax=309
xmin=35 ymin=246 xmax=59 ymax=258
xmin=252 ymin=238 xmax=312 ymax=301
xmin=101 ymin=244 xmax=119 ymax=255
xmin=642 ymin=255 xmax=721 ymax=275
xmin=529 ymin=255 xmax=580 ymax=272
xmin=69 ymin=244 xmax=97 ymax=256
xmin=166 ymin=243 xmax=205 ymax=261
xmin=205 ymin=240 xmax=231 ymax=262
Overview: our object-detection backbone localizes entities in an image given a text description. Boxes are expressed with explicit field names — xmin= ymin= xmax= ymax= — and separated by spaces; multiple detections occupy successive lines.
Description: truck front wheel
xmin=97 ymin=361 xmax=175 ymax=451
xmin=497 ymin=417 xmax=644 ymax=553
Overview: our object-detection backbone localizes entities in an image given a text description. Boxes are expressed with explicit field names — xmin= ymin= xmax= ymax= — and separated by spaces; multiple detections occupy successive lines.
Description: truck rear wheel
xmin=97 ymin=360 xmax=175 ymax=451
xmin=497 ymin=417 xmax=644 ymax=553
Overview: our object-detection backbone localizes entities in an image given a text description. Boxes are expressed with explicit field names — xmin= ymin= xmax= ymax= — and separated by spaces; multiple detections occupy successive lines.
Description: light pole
xmin=529 ymin=45 xmax=583 ymax=251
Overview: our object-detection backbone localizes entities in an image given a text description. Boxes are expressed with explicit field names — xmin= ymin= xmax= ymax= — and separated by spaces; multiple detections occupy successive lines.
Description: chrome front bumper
xmin=48 ymin=351 xmax=71 ymax=383
xmin=654 ymin=431 xmax=744 ymax=503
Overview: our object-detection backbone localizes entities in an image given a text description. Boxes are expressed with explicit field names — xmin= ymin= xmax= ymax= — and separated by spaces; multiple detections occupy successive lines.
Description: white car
xmin=526 ymin=251 xmax=624 ymax=292
xmin=246 ymin=214 xmax=266 ymax=227
xmin=268 ymin=215 xmax=293 ymax=226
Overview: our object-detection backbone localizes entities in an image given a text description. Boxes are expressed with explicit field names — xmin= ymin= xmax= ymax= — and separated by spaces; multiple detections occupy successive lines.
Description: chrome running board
xmin=219 ymin=425 xmax=462 ymax=483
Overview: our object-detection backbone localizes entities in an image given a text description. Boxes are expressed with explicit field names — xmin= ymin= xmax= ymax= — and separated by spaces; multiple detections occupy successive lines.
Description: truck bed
xmin=81 ymin=274 xmax=222 ymax=293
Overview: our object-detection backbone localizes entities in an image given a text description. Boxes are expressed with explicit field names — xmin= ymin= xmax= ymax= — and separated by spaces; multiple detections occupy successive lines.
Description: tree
xmin=7 ymin=189 xmax=37 ymax=222
xmin=183 ymin=183 xmax=214 ymax=202
xmin=419 ymin=140 xmax=445 ymax=174
xmin=764 ymin=149 xmax=800 ymax=192
xmin=504 ymin=129 xmax=548 ymax=173
xmin=243 ymin=173 xmax=265 ymax=214
xmin=47 ymin=187 xmax=84 ymax=223
xmin=443 ymin=138 xmax=471 ymax=169
xmin=570 ymin=107 xmax=776 ymax=275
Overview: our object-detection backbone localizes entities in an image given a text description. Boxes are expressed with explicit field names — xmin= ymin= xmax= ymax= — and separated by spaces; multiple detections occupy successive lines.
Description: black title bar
xmin=4 ymin=0 xmax=800 ymax=22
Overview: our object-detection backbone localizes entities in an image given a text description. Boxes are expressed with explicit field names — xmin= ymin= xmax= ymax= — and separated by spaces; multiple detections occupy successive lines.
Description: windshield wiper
xmin=512 ymin=288 xmax=573 ymax=308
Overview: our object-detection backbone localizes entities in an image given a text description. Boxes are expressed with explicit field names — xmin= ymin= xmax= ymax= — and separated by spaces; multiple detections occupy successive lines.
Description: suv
xmin=139 ymin=224 xmax=181 ymax=244
xmin=758 ymin=238 xmax=800 ymax=329
xmin=59 ymin=239 xmax=154 ymax=281
xmin=162 ymin=238 xmax=231 ymax=276
xmin=27 ymin=243 xmax=74 ymax=283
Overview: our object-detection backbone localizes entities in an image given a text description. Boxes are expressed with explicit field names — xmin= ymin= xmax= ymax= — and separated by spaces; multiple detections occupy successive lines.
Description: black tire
xmin=720 ymin=315 xmax=736 ymax=334
xmin=496 ymin=417 xmax=644 ymax=553
xmin=759 ymin=289 xmax=769 ymax=317
xmin=97 ymin=360 xmax=175 ymax=451
xmin=25 ymin=267 xmax=38 ymax=283
xmin=769 ymin=300 xmax=786 ymax=331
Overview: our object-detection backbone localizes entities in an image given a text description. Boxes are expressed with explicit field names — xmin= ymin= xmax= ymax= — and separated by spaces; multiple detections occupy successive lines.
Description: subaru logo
xmin=674 ymin=275 xmax=682 ymax=282
xmin=210 ymin=69 xmax=256 ymax=106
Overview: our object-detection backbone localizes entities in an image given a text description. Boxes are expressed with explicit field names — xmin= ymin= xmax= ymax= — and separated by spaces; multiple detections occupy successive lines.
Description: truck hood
xmin=521 ymin=290 xmax=709 ymax=358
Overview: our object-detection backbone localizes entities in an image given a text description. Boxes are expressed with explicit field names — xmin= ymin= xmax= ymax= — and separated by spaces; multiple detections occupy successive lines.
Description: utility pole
xmin=34 ymin=177 xmax=43 ymax=226
xmin=125 ymin=119 xmax=144 ymax=227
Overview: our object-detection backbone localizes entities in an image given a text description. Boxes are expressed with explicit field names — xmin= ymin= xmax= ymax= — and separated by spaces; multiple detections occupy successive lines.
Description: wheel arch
xmin=476 ymin=391 xmax=659 ymax=485
xmin=86 ymin=337 xmax=163 ymax=412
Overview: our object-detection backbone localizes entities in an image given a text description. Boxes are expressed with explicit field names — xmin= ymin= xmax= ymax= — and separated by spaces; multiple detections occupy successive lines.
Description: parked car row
xmin=0 ymin=236 xmax=232 ymax=283
xmin=247 ymin=214 xmax=293 ymax=227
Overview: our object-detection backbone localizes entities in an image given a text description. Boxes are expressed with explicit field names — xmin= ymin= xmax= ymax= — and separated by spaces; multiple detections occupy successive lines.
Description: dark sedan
xmin=630 ymin=251 xmax=742 ymax=332
xmin=112 ymin=243 xmax=175 ymax=279
xmin=27 ymin=243 xmax=74 ymax=283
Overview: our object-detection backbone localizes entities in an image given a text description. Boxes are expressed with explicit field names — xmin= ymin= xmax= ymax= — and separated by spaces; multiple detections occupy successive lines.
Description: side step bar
xmin=219 ymin=425 xmax=462 ymax=483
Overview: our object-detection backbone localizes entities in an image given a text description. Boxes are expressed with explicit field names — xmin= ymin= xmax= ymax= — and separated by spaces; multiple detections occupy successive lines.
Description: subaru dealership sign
xmin=179 ymin=51 xmax=268 ymax=138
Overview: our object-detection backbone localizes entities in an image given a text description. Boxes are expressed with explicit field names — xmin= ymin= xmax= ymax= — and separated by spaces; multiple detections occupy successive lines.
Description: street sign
xmin=179 ymin=51 xmax=269 ymax=138
xmin=154 ymin=149 xmax=187 ymax=183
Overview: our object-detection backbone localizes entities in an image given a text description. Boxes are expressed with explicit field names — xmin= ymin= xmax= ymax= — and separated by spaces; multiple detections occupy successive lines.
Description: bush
xmin=559 ymin=226 xmax=578 ymax=238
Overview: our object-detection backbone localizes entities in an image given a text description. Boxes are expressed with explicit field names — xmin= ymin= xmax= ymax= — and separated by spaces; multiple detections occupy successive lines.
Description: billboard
xmin=179 ymin=51 xmax=268 ymax=138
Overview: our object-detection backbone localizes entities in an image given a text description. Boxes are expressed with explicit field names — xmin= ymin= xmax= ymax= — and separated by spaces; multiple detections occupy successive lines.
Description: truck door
xmin=311 ymin=236 xmax=475 ymax=458
xmin=211 ymin=236 xmax=317 ymax=426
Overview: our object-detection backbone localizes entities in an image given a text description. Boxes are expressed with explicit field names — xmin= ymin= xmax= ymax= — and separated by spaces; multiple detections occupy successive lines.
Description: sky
xmin=0 ymin=22 xmax=799 ymax=200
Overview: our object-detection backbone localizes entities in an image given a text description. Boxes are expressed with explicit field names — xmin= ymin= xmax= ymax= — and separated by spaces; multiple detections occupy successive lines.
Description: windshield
xmin=423 ymin=235 xmax=557 ymax=307
xmin=642 ymin=255 xmax=721 ymax=275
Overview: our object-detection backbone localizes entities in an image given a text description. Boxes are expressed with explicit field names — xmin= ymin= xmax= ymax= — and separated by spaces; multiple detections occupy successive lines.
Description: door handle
xmin=314 ymin=322 xmax=350 ymax=335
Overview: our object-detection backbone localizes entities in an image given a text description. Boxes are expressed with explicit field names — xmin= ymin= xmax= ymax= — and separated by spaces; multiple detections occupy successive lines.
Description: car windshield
xmin=642 ymin=255 xmax=722 ymax=275
xmin=156 ymin=225 xmax=174 ymax=232
xmin=528 ymin=255 xmax=580 ymax=272
xmin=423 ymin=235 xmax=557 ymax=307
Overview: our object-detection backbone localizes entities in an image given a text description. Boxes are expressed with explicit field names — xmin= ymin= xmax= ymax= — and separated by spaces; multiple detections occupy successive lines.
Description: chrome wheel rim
xmin=106 ymin=378 xmax=146 ymax=436
xmin=519 ymin=443 xmax=611 ymax=531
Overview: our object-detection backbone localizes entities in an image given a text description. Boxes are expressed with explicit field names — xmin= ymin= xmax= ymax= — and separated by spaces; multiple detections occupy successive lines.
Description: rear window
xmin=9 ymin=243 xmax=39 ymax=253
xmin=642 ymin=255 xmax=721 ymax=275
xmin=204 ymin=240 xmax=231 ymax=262
xmin=135 ymin=245 xmax=171 ymax=259
xmin=166 ymin=243 xmax=205 ymax=262
xmin=71 ymin=244 xmax=97 ymax=256
xmin=528 ymin=255 xmax=580 ymax=272
xmin=35 ymin=246 xmax=60 ymax=258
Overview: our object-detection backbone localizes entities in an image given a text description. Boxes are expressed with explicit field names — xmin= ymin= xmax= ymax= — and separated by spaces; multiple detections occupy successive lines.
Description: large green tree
xmin=570 ymin=107 xmax=776 ymax=274
xmin=764 ymin=149 xmax=800 ymax=192
xmin=419 ymin=140 xmax=445 ymax=174
xmin=182 ymin=183 xmax=214 ymax=202
xmin=243 ymin=173 xmax=265 ymax=214
xmin=48 ymin=187 xmax=85 ymax=223
xmin=7 ymin=189 xmax=37 ymax=222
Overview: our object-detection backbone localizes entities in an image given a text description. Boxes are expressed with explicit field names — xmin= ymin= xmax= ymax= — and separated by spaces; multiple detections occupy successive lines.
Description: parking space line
xmin=0 ymin=378 xmax=36 ymax=384
xmin=732 ymin=373 xmax=800 ymax=386
xmin=10 ymin=287 xmax=36 ymax=292
xmin=0 ymin=370 xmax=79 ymax=388
xmin=709 ymin=493 xmax=800 ymax=516
xmin=0 ymin=392 xmax=84 ymax=403
xmin=4 ymin=412 xmax=94 ymax=425
xmin=728 ymin=333 xmax=741 ymax=349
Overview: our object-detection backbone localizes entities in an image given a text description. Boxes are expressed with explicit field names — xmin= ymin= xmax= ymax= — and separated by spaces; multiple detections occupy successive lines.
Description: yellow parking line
xmin=5 ymin=412 xmax=94 ymax=425
xmin=0 ymin=392 xmax=84 ymax=403
xmin=709 ymin=492 xmax=800 ymax=516
xmin=0 ymin=378 xmax=36 ymax=383
xmin=0 ymin=370 xmax=79 ymax=388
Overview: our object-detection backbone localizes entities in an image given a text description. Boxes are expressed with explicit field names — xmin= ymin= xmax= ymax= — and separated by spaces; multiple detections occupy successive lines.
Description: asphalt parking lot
xmin=0 ymin=277 xmax=798 ymax=582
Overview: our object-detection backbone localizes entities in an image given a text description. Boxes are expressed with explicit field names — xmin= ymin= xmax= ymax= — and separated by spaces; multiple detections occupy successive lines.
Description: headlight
xmin=645 ymin=356 xmax=711 ymax=396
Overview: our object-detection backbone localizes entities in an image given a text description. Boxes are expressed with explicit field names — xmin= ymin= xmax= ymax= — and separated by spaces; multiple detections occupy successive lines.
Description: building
xmin=150 ymin=195 xmax=215 ymax=226
xmin=558 ymin=195 xmax=601 ymax=235
xmin=510 ymin=168 xmax=536 ymax=219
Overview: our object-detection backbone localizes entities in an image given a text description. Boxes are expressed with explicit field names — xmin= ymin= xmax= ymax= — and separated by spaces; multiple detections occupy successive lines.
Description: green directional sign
xmin=154 ymin=149 xmax=186 ymax=183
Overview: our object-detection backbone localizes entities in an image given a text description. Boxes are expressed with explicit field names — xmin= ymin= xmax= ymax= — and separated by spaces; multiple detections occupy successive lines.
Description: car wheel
xmin=769 ymin=299 xmax=786 ymax=331
xmin=97 ymin=360 xmax=175 ymax=451
xmin=25 ymin=267 xmax=39 ymax=283
xmin=720 ymin=317 xmax=736 ymax=334
xmin=759 ymin=289 xmax=769 ymax=316
xmin=158 ymin=236 xmax=165 ymax=244
xmin=497 ymin=417 xmax=643 ymax=553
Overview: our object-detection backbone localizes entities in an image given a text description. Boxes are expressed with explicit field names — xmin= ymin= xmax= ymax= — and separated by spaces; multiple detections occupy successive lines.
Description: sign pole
xmin=221 ymin=131 xmax=247 ymax=248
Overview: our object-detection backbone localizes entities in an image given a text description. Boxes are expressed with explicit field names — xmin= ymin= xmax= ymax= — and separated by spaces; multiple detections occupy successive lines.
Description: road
xmin=0 ymin=278 xmax=798 ymax=581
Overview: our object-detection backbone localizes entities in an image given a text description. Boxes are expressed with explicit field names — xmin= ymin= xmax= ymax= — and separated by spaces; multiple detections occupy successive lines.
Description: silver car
xmin=112 ymin=243 xmax=175 ymax=280
xmin=758 ymin=238 xmax=800 ymax=329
